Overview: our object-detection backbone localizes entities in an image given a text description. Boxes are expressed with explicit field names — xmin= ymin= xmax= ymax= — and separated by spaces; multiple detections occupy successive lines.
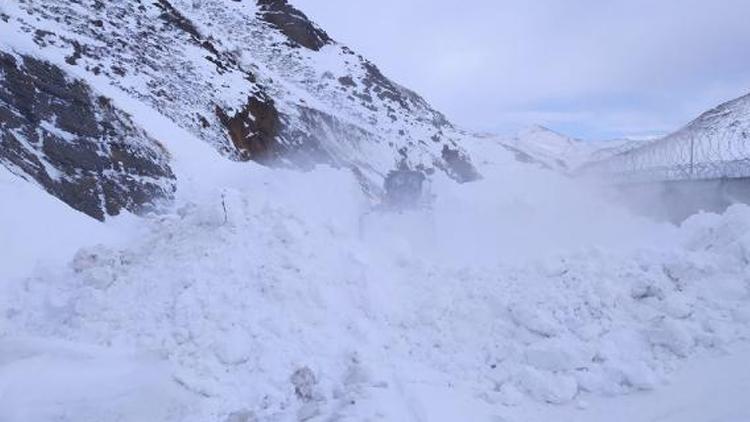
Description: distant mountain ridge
xmin=478 ymin=125 xmax=646 ymax=171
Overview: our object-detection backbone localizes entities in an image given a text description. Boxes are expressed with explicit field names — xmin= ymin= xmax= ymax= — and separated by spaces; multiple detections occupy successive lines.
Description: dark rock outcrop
xmin=0 ymin=52 xmax=175 ymax=220
xmin=215 ymin=95 xmax=282 ymax=163
xmin=440 ymin=145 xmax=481 ymax=183
xmin=216 ymin=97 xmax=281 ymax=163
xmin=257 ymin=0 xmax=332 ymax=51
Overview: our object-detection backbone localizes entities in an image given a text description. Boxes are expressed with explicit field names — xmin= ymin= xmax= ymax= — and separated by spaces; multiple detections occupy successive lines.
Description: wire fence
xmin=579 ymin=127 xmax=750 ymax=183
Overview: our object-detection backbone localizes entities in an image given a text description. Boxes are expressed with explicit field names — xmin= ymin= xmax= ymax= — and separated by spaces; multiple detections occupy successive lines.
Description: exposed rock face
xmin=440 ymin=145 xmax=481 ymax=182
xmin=215 ymin=95 xmax=283 ymax=163
xmin=257 ymin=0 xmax=332 ymax=51
xmin=0 ymin=52 xmax=175 ymax=220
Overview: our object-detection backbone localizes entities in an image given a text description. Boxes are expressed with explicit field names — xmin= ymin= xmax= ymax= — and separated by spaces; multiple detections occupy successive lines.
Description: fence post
xmin=689 ymin=135 xmax=695 ymax=180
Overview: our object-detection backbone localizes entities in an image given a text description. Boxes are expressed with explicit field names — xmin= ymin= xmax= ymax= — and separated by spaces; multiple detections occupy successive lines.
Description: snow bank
xmin=0 ymin=338 xmax=187 ymax=422
xmin=3 ymin=154 xmax=749 ymax=421
xmin=0 ymin=166 xmax=137 ymax=281
xmin=507 ymin=344 xmax=750 ymax=422
xmin=0 ymin=62 xmax=747 ymax=419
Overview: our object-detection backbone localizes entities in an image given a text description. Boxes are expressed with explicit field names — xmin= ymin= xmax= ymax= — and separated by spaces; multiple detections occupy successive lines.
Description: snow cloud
xmin=293 ymin=0 xmax=750 ymax=140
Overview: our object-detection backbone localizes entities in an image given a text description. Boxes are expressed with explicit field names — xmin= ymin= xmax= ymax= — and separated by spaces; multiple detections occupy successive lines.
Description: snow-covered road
xmin=5 ymin=340 xmax=745 ymax=422
xmin=505 ymin=345 xmax=750 ymax=422
xmin=362 ymin=345 xmax=750 ymax=422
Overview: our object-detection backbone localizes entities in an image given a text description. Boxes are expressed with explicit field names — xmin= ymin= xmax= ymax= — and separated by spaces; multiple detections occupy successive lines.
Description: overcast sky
xmin=293 ymin=0 xmax=750 ymax=140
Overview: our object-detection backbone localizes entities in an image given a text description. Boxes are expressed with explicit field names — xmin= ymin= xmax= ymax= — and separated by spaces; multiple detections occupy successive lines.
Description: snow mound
xmin=3 ymin=161 xmax=749 ymax=421
xmin=0 ymin=166 xmax=137 ymax=281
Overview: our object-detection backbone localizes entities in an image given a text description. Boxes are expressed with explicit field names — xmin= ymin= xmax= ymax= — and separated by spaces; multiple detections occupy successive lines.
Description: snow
xmin=2 ymin=78 xmax=750 ymax=420
xmin=2 ymin=1 xmax=750 ymax=421
xmin=2 ymin=135 xmax=750 ymax=420
xmin=0 ymin=338 xmax=187 ymax=422
xmin=506 ymin=345 xmax=750 ymax=422
xmin=3 ymin=0 xmax=478 ymax=190
xmin=0 ymin=166 xmax=134 ymax=281
xmin=580 ymin=93 xmax=750 ymax=182
xmin=477 ymin=125 xmax=645 ymax=171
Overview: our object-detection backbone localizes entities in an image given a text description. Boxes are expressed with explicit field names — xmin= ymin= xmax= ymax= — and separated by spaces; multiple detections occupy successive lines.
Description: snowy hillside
xmin=662 ymin=91 xmax=750 ymax=171
xmin=475 ymin=126 xmax=645 ymax=171
xmin=580 ymin=92 xmax=750 ymax=181
xmin=511 ymin=125 xmax=587 ymax=169
xmin=676 ymin=92 xmax=750 ymax=137
xmin=0 ymin=0 xmax=480 ymax=219
xmin=0 ymin=165 xmax=130 ymax=280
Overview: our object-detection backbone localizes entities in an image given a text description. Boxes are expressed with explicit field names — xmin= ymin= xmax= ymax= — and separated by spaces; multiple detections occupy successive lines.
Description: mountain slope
xmin=0 ymin=50 xmax=175 ymax=220
xmin=474 ymin=126 xmax=645 ymax=171
xmin=0 ymin=0 xmax=479 ymax=219
xmin=580 ymin=92 xmax=750 ymax=181
xmin=676 ymin=92 xmax=750 ymax=137
xmin=511 ymin=125 xmax=587 ymax=169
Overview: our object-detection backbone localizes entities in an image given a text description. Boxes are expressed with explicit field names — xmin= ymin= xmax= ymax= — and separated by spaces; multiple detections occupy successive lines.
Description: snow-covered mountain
xmin=476 ymin=125 xmax=645 ymax=171
xmin=513 ymin=125 xmax=585 ymax=168
xmin=0 ymin=0 xmax=479 ymax=219
xmin=674 ymin=92 xmax=750 ymax=138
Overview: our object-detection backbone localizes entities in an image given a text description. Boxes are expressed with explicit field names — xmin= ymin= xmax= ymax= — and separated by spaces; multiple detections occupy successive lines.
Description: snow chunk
xmin=517 ymin=367 xmax=579 ymax=404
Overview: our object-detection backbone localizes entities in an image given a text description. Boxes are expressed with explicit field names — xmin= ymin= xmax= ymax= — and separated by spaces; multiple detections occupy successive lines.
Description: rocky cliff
xmin=0 ymin=0 xmax=480 ymax=218
xmin=0 ymin=50 xmax=175 ymax=220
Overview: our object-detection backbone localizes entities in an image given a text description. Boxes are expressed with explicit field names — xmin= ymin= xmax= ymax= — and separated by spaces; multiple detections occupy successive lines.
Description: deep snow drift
xmin=0 ymin=166 xmax=134 ymax=281
xmin=2 ymin=121 xmax=750 ymax=421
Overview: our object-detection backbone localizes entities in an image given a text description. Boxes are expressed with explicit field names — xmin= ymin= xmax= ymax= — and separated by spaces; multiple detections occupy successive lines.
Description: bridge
xmin=578 ymin=127 xmax=750 ymax=222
